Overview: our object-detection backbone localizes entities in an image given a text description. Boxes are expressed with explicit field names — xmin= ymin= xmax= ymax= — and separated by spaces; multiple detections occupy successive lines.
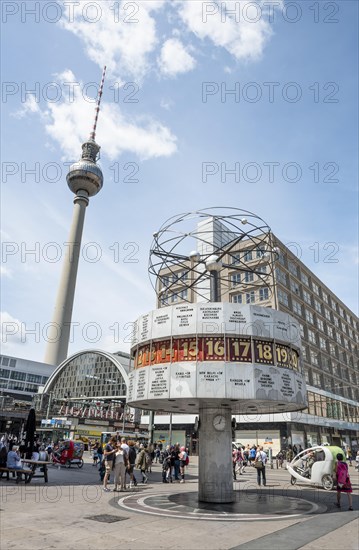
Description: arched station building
xmin=37 ymin=349 xmax=144 ymax=442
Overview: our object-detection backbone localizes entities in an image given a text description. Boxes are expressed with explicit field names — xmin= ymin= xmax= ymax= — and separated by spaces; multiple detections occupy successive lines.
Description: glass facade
xmin=45 ymin=352 xmax=128 ymax=400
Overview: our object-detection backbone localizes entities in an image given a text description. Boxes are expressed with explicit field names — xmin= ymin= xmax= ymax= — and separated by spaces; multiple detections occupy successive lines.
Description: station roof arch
xmin=42 ymin=349 xmax=130 ymax=401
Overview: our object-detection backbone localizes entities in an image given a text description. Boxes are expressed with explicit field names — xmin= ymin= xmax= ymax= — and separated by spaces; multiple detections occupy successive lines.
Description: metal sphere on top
xmin=149 ymin=207 xmax=278 ymax=304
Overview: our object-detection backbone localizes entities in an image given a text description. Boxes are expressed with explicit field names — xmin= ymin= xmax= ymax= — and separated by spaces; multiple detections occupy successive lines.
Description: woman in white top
xmin=113 ymin=442 xmax=128 ymax=492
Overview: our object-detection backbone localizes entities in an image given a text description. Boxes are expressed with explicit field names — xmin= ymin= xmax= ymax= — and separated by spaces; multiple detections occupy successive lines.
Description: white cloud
xmin=11 ymin=95 xmax=41 ymax=119
xmin=158 ymin=38 xmax=196 ymax=76
xmin=175 ymin=0 xmax=278 ymax=62
xmin=57 ymin=1 xmax=280 ymax=83
xmin=29 ymin=70 xmax=178 ymax=161
xmin=58 ymin=0 xmax=165 ymax=81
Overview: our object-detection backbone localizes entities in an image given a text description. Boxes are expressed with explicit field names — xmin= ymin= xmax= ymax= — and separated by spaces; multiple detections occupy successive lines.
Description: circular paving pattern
xmin=117 ymin=490 xmax=323 ymax=521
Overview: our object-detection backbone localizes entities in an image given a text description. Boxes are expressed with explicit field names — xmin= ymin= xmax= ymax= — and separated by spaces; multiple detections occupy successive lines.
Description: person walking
xmin=335 ymin=453 xmax=353 ymax=511
xmin=254 ymin=446 xmax=267 ymax=487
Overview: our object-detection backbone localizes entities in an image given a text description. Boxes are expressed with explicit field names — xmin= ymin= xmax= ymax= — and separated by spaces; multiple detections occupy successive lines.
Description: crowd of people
xmin=94 ymin=437 xmax=189 ymax=493
xmin=232 ymin=444 xmax=269 ymax=486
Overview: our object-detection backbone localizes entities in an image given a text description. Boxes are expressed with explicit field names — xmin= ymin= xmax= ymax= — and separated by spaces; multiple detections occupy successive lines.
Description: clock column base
xmin=198 ymin=407 xmax=234 ymax=503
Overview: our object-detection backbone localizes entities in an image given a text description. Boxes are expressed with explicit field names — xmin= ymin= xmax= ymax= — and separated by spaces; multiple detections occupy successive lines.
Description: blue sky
xmin=1 ymin=0 xmax=358 ymax=362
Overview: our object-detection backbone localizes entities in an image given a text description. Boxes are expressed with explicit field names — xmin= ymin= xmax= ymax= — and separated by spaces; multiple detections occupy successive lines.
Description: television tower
xmin=44 ymin=66 xmax=106 ymax=366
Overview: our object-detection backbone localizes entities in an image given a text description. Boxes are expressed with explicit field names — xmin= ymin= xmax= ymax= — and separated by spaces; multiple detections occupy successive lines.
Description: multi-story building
xmin=150 ymin=222 xmax=358 ymax=453
xmin=0 ymin=354 xmax=56 ymax=434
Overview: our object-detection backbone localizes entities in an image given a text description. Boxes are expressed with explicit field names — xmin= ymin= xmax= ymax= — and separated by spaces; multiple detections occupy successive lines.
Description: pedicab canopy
xmin=127 ymin=303 xmax=307 ymax=414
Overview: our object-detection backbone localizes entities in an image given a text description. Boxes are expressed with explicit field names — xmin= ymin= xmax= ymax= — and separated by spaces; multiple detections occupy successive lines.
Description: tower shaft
xmin=44 ymin=192 xmax=89 ymax=365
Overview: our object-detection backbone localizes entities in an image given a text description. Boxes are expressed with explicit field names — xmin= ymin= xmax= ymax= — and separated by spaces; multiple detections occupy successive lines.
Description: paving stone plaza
xmin=1 ymin=454 xmax=358 ymax=549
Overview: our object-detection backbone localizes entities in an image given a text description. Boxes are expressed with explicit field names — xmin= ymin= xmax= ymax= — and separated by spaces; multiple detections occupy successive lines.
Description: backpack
xmin=337 ymin=461 xmax=348 ymax=485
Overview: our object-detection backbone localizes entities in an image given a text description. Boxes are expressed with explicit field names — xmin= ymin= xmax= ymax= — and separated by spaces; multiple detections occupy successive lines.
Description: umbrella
xmin=24 ymin=408 xmax=36 ymax=459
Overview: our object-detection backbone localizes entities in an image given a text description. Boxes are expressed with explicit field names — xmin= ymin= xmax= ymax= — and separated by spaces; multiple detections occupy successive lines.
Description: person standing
xmin=179 ymin=446 xmax=188 ymax=483
xmin=103 ymin=436 xmax=116 ymax=492
xmin=173 ymin=444 xmax=181 ymax=481
xmin=136 ymin=444 xmax=148 ymax=484
xmin=113 ymin=442 xmax=127 ymax=492
xmin=232 ymin=448 xmax=239 ymax=480
xmin=126 ymin=440 xmax=138 ymax=489
xmin=335 ymin=453 xmax=353 ymax=511
xmin=255 ymin=446 xmax=267 ymax=487
xmin=249 ymin=445 xmax=256 ymax=466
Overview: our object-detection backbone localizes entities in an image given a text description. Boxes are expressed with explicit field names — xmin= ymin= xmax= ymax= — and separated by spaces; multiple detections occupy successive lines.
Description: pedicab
xmin=287 ymin=445 xmax=344 ymax=490
xmin=52 ymin=440 xmax=84 ymax=468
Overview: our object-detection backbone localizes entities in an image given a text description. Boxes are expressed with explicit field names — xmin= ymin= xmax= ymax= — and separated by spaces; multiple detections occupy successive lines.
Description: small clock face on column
xmin=213 ymin=414 xmax=226 ymax=431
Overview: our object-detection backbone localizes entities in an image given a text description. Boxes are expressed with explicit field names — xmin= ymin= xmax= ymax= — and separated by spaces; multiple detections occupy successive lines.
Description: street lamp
xmin=205 ymin=254 xmax=222 ymax=302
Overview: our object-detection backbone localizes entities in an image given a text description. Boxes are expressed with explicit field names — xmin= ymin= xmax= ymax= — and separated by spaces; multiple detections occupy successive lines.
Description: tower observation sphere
xmin=67 ymin=139 xmax=103 ymax=197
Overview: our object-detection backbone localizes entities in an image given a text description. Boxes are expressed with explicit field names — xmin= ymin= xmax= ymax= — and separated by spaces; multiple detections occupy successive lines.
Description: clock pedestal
xmin=198 ymin=406 xmax=234 ymax=503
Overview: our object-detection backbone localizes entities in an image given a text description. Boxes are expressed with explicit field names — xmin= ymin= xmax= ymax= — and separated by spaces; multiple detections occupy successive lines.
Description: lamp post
xmin=205 ymin=254 xmax=222 ymax=302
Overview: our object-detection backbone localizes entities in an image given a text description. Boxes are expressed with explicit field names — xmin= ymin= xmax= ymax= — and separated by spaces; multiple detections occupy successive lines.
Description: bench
xmin=0 ymin=467 xmax=33 ymax=483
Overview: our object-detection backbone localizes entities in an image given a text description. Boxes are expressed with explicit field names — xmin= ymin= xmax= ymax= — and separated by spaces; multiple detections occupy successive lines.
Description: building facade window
xmin=244 ymin=271 xmax=254 ymax=283
xmin=324 ymin=308 xmax=331 ymax=321
xmin=312 ymin=370 xmax=321 ymax=386
xmin=276 ymin=268 xmax=287 ymax=285
xmin=246 ymin=291 xmax=255 ymax=304
xmin=301 ymin=272 xmax=309 ymax=286
xmin=310 ymin=352 xmax=319 ymax=368
xmin=305 ymin=309 xmax=314 ymax=324
xmin=278 ymin=289 xmax=289 ymax=306
xmin=243 ymin=250 xmax=253 ymax=262
xmin=303 ymin=290 xmax=312 ymax=305
xmin=314 ymin=300 xmax=322 ymax=313
xmin=319 ymin=337 xmax=327 ymax=350
xmin=231 ymin=253 xmax=240 ymax=265
xmin=288 ymin=261 xmax=298 ymax=277
xmin=308 ymin=330 xmax=316 ymax=344
xmin=26 ymin=373 xmax=42 ymax=384
xmin=317 ymin=318 xmax=324 ymax=332
xmin=179 ymin=289 xmax=188 ymax=300
xmin=322 ymin=292 xmax=328 ymax=304
xmin=312 ymin=282 xmax=320 ymax=295
xmin=290 ymin=279 xmax=300 ymax=295
xmin=10 ymin=371 xmax=26 ymax=381
xmin=232 ymin=294 xmax=242 ymax=304
xmin=231 ymin=273 xmax=241 ymax=287
xmin=0 ymin=368 xmax=10 ymax=378
xmin=292 ymin=300 xmax=302 ymax=316
xmin=259 ymin=287 xmax=269 ymax=301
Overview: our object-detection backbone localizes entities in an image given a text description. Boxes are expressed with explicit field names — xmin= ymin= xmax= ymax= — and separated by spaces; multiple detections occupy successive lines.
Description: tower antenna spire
xmin=90 ymin=65 xmax=106 ymax=141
